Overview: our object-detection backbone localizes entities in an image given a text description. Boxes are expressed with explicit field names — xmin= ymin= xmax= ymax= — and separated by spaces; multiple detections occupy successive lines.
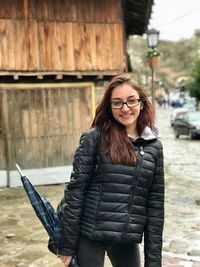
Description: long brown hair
xmin=91 ymin=74 xmax=155 ymax=164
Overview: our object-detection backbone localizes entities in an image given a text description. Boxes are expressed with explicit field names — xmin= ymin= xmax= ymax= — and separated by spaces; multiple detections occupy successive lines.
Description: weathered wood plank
xmin=0 ymin=0 xmax=123 ymax=21
xmin=38 ymin=21 xmax=50 ymax=70
xmin=60 ymin=22 xmax=74 ymax=70
xmin=26 ymin=21 xmax=39 ymax=70
xmin=0 ymin=19 xmax=7 ymax=69
xmin=1 ymin=90 xmax=11 ymax=183
xmin=0 ymin=0 xmax=125 ymax=73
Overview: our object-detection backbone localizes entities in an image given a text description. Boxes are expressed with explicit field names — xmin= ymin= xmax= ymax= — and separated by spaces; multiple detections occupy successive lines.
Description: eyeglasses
xmin=111 ymin=99 xmax=141 ymax=109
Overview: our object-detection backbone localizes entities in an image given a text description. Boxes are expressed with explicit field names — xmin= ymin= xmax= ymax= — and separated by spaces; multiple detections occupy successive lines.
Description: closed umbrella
xmin=15 ymin=164 xmax=79 ymax=267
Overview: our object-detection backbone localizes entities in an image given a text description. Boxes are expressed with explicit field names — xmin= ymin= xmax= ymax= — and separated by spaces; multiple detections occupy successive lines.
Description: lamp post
xmin=146 ymin=28 xmax=160 ymax=104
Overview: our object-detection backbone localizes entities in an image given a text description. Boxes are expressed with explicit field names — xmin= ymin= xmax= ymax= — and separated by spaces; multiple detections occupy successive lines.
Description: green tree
xmin=186 ymin=59 xmax=200 ymax=101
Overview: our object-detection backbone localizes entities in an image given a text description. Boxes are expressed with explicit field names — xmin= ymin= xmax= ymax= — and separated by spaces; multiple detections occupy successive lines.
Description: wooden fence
xmin=0 ymin=82 xmax=95 ymax=186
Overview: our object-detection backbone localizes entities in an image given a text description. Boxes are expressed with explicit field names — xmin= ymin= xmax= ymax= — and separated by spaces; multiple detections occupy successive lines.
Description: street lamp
xmin=147 ymin=28 xmax=159 ymax=49
xmin=146 ymin=28 xmax=160 ymax=104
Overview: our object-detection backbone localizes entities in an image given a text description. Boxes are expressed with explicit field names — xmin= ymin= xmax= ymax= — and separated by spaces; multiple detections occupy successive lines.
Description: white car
xmin=182 ymin=102 xmax=196 ymax=112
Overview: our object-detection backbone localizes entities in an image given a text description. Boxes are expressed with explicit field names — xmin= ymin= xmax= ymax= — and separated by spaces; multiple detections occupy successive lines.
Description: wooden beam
xmin=0 ymin=71 xmax=120 ymax=77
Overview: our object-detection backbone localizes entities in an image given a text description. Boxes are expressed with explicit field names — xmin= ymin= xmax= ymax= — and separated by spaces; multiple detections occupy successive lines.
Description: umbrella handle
xmin=15 ymin=163 xmax=24 ymax=177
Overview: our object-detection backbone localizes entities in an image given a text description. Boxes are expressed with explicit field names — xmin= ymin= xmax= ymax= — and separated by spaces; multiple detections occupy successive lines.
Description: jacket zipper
xmin=123 ymin=146 xmax=144 ymax=233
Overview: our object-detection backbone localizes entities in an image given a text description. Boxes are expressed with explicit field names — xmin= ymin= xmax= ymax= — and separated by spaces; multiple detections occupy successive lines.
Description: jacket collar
xmin=140 ymin=125 xmax=160 ymax=141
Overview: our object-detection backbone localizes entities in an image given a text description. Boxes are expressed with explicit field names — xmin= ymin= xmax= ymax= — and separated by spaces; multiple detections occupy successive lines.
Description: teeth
xmin=121 ymin=114 xmax=131 ymax=118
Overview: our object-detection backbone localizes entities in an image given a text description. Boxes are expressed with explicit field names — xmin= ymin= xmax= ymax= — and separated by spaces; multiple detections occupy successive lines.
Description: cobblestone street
xmin=0 ymin=107 xmax=200 ymax=267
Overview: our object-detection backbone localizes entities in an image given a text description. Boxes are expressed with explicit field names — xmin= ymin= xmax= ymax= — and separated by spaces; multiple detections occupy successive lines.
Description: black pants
xmin=76 ymin=237 xmax=141 ymax=267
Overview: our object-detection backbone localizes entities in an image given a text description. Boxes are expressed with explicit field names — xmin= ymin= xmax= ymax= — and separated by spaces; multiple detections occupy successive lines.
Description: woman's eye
xmin=113 ymin=102 xmax=121 ymax=106
xmin=128 ymin=100 xmax=137 ymax=104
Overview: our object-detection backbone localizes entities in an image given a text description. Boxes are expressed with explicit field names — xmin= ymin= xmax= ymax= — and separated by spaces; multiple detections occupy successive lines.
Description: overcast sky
xmin=149 ymin=0 xmax=200 ymax=41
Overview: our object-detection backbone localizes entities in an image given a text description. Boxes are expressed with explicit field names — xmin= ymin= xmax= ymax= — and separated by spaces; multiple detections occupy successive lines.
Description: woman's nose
xmin=121 ymin=103 xmax=130 ymax=111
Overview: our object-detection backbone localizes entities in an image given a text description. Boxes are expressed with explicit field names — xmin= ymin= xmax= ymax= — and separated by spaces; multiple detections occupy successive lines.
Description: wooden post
xmin=1 ymin=90 xmax=11 ymax=187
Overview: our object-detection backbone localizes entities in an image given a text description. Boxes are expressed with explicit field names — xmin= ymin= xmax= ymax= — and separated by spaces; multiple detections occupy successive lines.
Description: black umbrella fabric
xmin=15 ymin=164 xmax=79 ymax=267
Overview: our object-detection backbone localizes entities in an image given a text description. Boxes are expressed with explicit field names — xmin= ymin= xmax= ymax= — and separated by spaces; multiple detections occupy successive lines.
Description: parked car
xmin=173 ymin=111 xmax=200 ymax=140
xmin=170 ymin=107 xmax=188 ymax=127
xmin=182 ymin=102 xmax=196 ymax=111
xmin=184 ymin=97 xmax=197 ymax=106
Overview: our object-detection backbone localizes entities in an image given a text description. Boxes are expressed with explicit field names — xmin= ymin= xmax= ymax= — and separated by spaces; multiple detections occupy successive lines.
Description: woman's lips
xmin=120 ymin=113 xmax=132 ymax=118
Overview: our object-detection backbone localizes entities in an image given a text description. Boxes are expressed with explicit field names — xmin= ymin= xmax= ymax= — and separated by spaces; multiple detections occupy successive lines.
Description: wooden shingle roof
xmin=124 ymin=0 xmax=154 ymax=35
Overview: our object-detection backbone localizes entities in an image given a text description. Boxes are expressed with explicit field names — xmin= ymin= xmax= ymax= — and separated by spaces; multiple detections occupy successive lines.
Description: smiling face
xmin=111 ymin=83 xmax=143 ymax=135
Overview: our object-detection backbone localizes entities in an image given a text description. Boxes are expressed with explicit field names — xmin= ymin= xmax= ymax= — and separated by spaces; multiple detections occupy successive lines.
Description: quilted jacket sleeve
xmin=57 ymin=128 xmax=100 ymax=256
xmin=144 ymin=141 xmax=165 ymax=267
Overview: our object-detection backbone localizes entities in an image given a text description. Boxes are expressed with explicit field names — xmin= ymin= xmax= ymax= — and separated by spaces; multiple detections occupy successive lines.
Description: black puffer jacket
xmin=58 ymin=127 xmax=164 ymax=267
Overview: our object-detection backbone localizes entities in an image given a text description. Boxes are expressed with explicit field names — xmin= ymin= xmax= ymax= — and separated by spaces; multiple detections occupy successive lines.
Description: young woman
xmin=58 ymin=74 xmax=165 ymax=267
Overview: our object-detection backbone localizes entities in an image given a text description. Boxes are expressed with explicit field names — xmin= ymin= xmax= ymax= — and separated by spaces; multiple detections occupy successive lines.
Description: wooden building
xmin=0 ymin=0 xmax=153 ymax=186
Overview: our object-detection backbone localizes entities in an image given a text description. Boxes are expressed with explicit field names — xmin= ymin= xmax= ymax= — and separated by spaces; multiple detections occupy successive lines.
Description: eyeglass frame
xmin=111 ymin=99 xmax=141 ymax=109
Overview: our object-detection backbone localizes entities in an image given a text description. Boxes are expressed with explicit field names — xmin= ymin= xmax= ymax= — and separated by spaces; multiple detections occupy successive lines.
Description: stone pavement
xmin=0 ymin=107 xmax=200 ymax=267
